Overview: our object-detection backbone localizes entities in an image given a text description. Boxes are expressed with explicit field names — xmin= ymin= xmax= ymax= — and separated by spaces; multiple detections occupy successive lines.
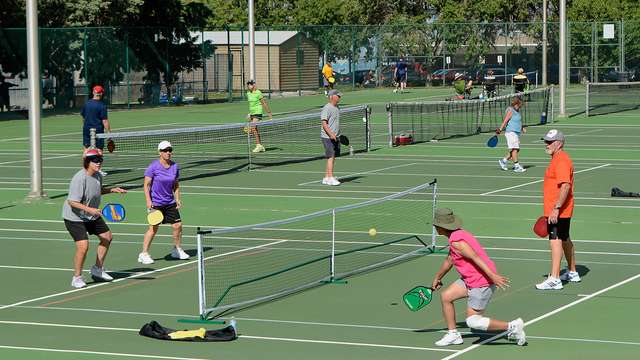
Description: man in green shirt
xmin=453 ymin=73 xmax=473 ymax=100
xmin=246 ymin=80 xmax=272 ymax=153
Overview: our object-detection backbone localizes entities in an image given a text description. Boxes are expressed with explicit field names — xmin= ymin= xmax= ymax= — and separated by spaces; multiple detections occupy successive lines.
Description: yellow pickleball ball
xmin=368 ymin=228 xmax=377 ymax=236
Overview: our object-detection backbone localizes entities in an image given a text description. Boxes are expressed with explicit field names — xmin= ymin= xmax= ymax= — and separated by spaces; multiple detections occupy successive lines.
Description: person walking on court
xmin=497 ymin=97 xmax=526 ymax=173
xmin=138 ymin=141 xmax=189 ymax=265
xmin=430 ymin=208 xmax=526 ymax=347
xmin=63 ymin=149 xmax=127 ymax=288
xmin=246 ymin=80 xmax=272 ymax=153
xmin=321 ymin=90 xmax=342 ymax=186
xmin=536 ymin=129 xmax=580 ymax=290
xmin=393 ymin=57 xmax=408 ymax=93
xmin=81 ymin=85 xmax=111 ymax=151
xmin=0 ymin=76 xmax=18 ymax=112
xmin=322 ymin=62 xmax=335 ymax=95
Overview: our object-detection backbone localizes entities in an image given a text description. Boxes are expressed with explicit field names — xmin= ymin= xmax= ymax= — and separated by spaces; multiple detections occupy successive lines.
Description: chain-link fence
xmin=1 ymin=21 xmax=639 ymax=111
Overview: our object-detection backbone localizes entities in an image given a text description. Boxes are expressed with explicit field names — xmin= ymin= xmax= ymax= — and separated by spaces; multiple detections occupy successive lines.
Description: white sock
xmin=448 ymin=329 xmax=458 ymax=334
xmin=502 ymin=157 xmax=508 ymax=162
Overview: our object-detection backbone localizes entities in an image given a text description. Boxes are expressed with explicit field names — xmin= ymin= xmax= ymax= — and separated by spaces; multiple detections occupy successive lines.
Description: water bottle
xmin=540 ymin=111 xmax=547 ymax=125
xmin=349 ymin=145 xmax=354 ymax=156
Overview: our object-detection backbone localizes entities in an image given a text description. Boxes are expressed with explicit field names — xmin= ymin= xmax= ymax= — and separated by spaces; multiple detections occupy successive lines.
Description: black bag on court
xmin=139 ymin=321 xmax=237 ymax=342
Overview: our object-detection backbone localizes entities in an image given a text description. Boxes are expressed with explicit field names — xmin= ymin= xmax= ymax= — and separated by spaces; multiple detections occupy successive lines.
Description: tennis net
xmin=586 ymin=82 xmax=640 ymax=116
xmin=195 ymin=179 xmax=437 ymax=319
xmin=386 ymin=87 xmax=552 ymax=145
xmin=95 ymin=105 xmax=370 ymax=187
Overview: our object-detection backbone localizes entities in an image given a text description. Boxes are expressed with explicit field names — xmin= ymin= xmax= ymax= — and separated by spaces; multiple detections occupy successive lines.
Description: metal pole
xmin=542 ymin=0 xmax=548 ymax=86
xmin=26 ymin=0 xmax=44 ymax=198
xmin=559 ymin=0 xmax=567 ymax=117
xmin=248 ymin=0 xmax=256 ymax=81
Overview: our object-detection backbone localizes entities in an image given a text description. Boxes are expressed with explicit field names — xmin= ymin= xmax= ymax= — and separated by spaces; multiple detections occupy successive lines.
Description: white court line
xmin=0 ymin=320 xmax=455 ymax=353
xmin=481 ymin=163 xmax=611 ymax=195
xmin=0 ymin=240 xmax=286 ymax=312
xmin=0 ymin=344 xmax=207 ymax=360
xmin=297 ymin=163 xmax=418 ymax=186
xmin=441 ymin=272 xmax=640 ymax=359
xmin=0 ymin=265 xmax=140 ymax=273
xmin=0 ymin=154 xmax=77 ymax=166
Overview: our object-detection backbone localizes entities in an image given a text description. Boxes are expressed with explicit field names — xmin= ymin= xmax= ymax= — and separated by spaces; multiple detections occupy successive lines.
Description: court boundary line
xmin=481 ymin=163 xmax=611 ymax=195
xmin=297 ymin=163 xmax=418 ymax=186
xmin=0 ymin=344 xmax=207 ymax=360
xmin=441 ymin=272 xmax=640 ymax=359
xmin=0 ymin=320 xmax=456 ymax=353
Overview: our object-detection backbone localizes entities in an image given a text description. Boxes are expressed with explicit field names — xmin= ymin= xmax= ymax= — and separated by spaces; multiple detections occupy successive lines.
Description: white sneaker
xmin=90 ymin=265 xmax=113 ymax=282
xmin=138 ymin=252 xmax=154 ymax=265
xmin=171 ymin=247 xmax=190 ymax=260
xmin=513 ymin=165 xmax=526 ymax=173
xmin=71 ymin=276 xmax=86 ymax=288
xmin=321 ymin=177 xmax=329 ymax=185
xmin=327 ymin=177 xmax=341 ymax=186
xmin=559 ymin=270 xmax=581 ymax=282
xmin=498 ymin=158 xmax=508 ymax=171
xmin=435 ymin=331 xmax=463 ymax=346
xmin=507 ymin=318 xmax=527 ymax=346
xmin=535 ymin=276 xmax=563 ymax=290
xmin=252 ymin=144 xmax=265 ymax=153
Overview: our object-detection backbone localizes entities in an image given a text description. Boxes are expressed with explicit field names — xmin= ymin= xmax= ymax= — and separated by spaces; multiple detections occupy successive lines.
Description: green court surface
xmin=0 ymin=85 xmax=639 ymax=360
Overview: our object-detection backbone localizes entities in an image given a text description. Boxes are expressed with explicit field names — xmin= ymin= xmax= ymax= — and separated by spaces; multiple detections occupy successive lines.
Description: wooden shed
xmin=200 ymin=31 xmax=319 ymax=92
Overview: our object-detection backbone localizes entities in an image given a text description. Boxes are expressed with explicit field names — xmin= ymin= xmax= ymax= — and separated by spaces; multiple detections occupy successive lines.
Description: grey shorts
xmin=455 ymin=278 xmax=496 ymax=311
xmin=322 ymin=137 xmax=340 ymax=158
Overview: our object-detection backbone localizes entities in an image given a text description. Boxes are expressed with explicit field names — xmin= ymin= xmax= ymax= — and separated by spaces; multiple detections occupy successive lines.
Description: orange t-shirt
xmin=543 ymin=150 xmax=574 ymax=217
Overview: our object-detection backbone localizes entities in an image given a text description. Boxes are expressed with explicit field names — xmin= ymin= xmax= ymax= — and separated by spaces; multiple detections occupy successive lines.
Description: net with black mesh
xmin=195 ymin=180 xmax=437 ymax=319
xmin=386 ymin=87 xmax=552 ymax=145
xmin=586 ymin=82 xmax=640 ymax=116
xmin=95 ymin=105 xmax=370 ymax=187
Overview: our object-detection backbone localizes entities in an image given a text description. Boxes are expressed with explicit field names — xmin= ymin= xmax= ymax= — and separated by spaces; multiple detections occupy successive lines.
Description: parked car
xmin=431 ymin=69 xmax=466 ymax=86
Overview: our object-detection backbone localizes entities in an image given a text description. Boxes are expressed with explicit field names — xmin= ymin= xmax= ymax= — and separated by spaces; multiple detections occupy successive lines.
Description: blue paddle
xmin=487 ymin=135 xmax=499 ymax=148
xmin=101 ymin=203 xmax=126 ymax=222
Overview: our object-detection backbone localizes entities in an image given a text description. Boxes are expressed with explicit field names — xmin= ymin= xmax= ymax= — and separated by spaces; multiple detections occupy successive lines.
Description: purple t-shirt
xmin=144 ymin=160 xmax=179 ymax=206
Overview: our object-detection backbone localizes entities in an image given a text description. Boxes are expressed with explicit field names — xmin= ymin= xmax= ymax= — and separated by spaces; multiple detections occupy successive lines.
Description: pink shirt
xmin=448 ymin=229 xmax=497 ymax=288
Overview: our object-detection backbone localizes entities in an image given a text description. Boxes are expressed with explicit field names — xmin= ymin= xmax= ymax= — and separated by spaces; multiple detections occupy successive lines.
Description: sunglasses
xmin=88 ymin=156 xmax=103 ymax=163
xmin=544 ymin=140 xmax=555 ymax=145
xmin=160 ymin=148 xmax=173 ymax=153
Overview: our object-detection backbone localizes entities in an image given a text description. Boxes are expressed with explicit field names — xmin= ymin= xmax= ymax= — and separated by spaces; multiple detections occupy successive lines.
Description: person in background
xmin=512 ymin=68 xmax=529 ymax=93
xmin=0 ymin=76 xmax=18 ymax=112
xmin=81 ymin=85 xmax=111 ymax=151
xmin=246 ymin=79 xmax=272 ymax=153
xmin=322 ymin=62 xmax=335 ymax=95
xmin=394 ymin=57 xmax=408 ymax=93
xmin=496 ymin=98 xmax=527 ymax=173
xmin=321 ymin=90 xmax=342 ymax=186
xmin=453 ymin=73 xmax=473 ymax=100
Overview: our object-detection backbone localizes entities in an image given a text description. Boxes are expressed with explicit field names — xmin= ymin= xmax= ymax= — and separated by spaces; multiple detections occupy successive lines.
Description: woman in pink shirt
xmin=430 ymin=208 xmax=526 ymax=347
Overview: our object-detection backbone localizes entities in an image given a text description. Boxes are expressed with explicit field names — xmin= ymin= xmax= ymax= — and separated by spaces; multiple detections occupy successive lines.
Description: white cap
xmin=158 ymin=140 xmax=172 ymax=151
xmin=541 ymin=129 xmax=565 ymax=142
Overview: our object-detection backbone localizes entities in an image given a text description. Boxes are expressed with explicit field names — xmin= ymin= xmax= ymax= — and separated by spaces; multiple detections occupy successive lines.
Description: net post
xmin=89 ymin=128 xmax=96 ymax=149
xmin=585 ymin=81 xmax=590 ymax=117
xmin=365 ymin=106 xmax=371 ymax=151
xmin=430 ymin=178 xmax=438 ymax=251
xmin=386 ymin=103 xmax=393 ymax=147
xmin=196 ymin=228 xmax=207 ymax=318
xmin=323 ymin=208 xmax=346 ymax=284
xmin=246 ymin=120 xmax=252 ymax=171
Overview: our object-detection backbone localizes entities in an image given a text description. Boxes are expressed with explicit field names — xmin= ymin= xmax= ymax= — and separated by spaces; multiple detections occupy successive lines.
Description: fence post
xmin=267 ymin=27 xmax=272 ymax=98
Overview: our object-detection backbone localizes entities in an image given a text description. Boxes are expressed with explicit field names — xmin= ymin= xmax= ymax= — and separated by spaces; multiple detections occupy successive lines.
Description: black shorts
xmin=249 ymin=114 xmax=263 ymax=121
xmin=548 ymin=217 xmax=571 ymax=240
xmin=64 ymin=218 xmax=110 ymax=241
xmin=83 ymin=128 xmax=105 ymax=149
xmin=322 ymin=138 xmax=340 ymax=159
xmin=151 ymin=203 xmax=182 ymax=224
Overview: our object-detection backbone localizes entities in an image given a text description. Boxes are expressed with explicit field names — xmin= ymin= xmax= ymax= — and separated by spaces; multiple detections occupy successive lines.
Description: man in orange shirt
xmin=536 ymin=129 xmax=580 ymax=290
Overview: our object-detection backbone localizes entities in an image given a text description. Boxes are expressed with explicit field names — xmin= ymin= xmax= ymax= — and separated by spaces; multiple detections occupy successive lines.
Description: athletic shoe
xmin=252 ymin=144 xmax=265 ymax=153
xmin=321 ymin=177 xmax=329 ymax=185
xmin=535 ymin=276 xmax=563 ymax=290
xmin=327 ymin=177 xmax=341 ymax=186
xmin=171 ymin=247 xmax=190 ymax=260
xmin=513 ymin=164 xmax=526 ymax=173
xmin=559 ymin=270 xmax=581 ymax=282
xmin=228 ymin=317 xmax=237 ymax=331
xmin=138 ymin=252 xmax=154 ymax=265
xmin=507 ymin=318 xmax=527 ymax=346
xmin=71 ymin=276 xmax=86 ymax=288
xmin=498 ymin=158 xmax=508 ymax=171
xmin=435 ymin=331 xmax=463 ymax=346
xmin=90 ymin=265 xmax=113 ymax=282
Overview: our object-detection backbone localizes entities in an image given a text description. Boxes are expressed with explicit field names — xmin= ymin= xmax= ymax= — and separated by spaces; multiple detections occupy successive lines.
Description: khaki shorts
xmin=505 ymin=131 xmax=520 ymax=149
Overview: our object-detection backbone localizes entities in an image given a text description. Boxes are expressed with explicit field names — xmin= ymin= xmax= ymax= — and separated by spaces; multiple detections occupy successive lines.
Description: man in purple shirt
xmin=138 ymin=141 xmax=189 ymax=264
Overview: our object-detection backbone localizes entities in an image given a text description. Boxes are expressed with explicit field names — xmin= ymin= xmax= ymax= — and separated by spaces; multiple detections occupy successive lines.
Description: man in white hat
xmin=430 ymin=208 xmax=526 ymax=346
xmin=536 ymin=129 xmax=580 ymax=290
xmin=452 ymin=73 xmax=473 ymax=100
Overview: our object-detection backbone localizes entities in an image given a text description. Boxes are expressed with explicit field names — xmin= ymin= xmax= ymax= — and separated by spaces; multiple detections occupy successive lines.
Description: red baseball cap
xmin=93 ymin=85 xmax=105 ymax=94
xmin=83 ymin=148 xmax=103 ymax=158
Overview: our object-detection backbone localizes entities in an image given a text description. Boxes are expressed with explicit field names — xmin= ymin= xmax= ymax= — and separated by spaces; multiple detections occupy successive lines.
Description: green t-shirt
xmin=453 ymin=79 xmax=465 ymax=95
xmin=247 ymin=89 xmax=264 ymax=115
